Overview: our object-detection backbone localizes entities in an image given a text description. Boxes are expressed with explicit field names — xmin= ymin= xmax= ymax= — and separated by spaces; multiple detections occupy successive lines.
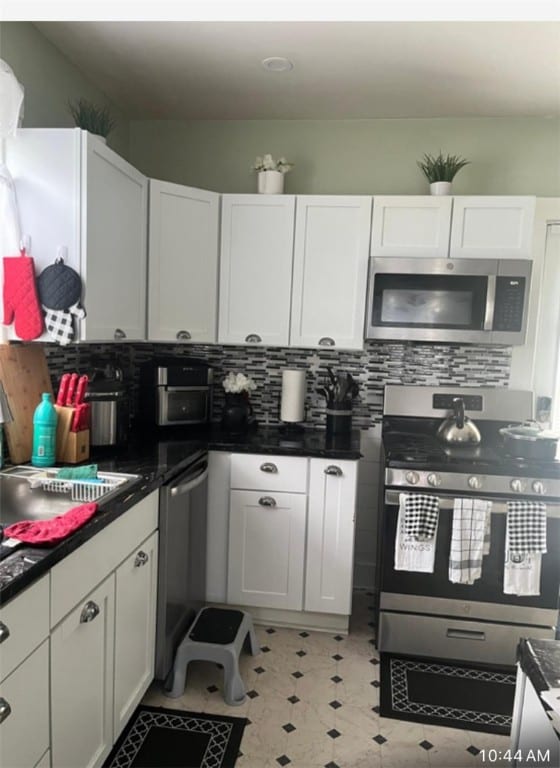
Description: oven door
xmin=157 ymin=386 xmax=211 ymax=425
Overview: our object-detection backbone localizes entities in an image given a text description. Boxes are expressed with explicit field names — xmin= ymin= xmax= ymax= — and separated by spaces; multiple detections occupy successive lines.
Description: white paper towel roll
xmin=280 ymin=369 xmax=306 ymax=423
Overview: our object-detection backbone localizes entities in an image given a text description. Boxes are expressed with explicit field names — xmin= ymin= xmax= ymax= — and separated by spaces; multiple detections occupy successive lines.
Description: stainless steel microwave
xmin=365 ymin=257 xmax=532 ymax=345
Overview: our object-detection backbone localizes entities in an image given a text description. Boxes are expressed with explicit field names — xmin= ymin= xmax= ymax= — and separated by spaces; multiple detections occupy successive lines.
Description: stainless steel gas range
xmin=377 ymin=385 xmax=560 ymax=667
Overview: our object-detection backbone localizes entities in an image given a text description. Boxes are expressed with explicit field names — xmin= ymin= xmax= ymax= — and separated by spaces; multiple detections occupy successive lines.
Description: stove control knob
xmin=532 ymin=481 xmax=546 ymax=495
xmin=405 ymin=471 xmax=420 ymax=485
xmin=510 ymin=479 xmax=524 ymax=493
xmin=427 ymin=473 xmax=441 ymax=487
xmin=468 ymin=476 xmax=482 ymax=490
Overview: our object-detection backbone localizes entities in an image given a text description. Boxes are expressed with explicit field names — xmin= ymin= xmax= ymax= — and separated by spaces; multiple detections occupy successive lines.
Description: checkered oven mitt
xmin=37 ymin=257 xmax=86 ymax=345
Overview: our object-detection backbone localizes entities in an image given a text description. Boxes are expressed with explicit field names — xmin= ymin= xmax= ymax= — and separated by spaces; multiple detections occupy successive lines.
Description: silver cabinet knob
xmin=176 ymin=330 xmax=192 ymax=340
xmin=468 ymin=476 xmax=482 ymax=490
xmin=324 ymin=465 xmax=343 ymax=476
xmin=258 ymin=496 xmax=277 ymax=507
xmin=405 ymin=471 xmax=420 ymax=485
xmin=245 ymin=333 xmax=262 ymax=343
xmin=260 ymin=462 xmax=278 ymax=473
xmin=532 ymin=480 xmax=546 ymax=495
xmin=80 ymin=600 xmax=100 ymax=624
xmin=318 ymin=337 xmax=335 ymax=346
xmin=510 ymin=478 xmax=524 ymax=493
xmin=427 ymin=473 xmax=442 ymax=487
xmin=0 ymin=621 xmax=10 ymax=644
xmin=0 ymin=698 xmax=11 ymax=724
xmin=134 ymin=550 xmax=149 ymax=567
xmin=114 ymin=328 xmax=127 ymax=340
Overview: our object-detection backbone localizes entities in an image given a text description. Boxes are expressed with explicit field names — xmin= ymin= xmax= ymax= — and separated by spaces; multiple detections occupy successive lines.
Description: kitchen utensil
xmin=74 ymin=374 xmax=89 ymax=405
xmin=71 ymin=403 xmax=89 ymax=432
xmin=437 ymin=397 xmax=481 ymax=445
xmin=65 ymin=372 xmax=79 ymax=406
xmin=56 ymin=373 xmax=71 ymax=406
xmin=85 ymin=367 xmax=129 ymax=447
xmin=499 ymin=423 xmax=559 ymax=460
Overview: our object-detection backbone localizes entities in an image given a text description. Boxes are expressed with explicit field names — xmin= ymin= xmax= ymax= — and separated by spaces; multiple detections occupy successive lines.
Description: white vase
xmin=430 ymin=181 xmax=452 ymax=196
xmin=258 ymin=170 xmax=284 ymax=194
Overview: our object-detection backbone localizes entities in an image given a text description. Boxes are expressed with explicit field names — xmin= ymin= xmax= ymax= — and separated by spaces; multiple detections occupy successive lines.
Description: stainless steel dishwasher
xmin=155 ymin=448 xmax=208 ymax=680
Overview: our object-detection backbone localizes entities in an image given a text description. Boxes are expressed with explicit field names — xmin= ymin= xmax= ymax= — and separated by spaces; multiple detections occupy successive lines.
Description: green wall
xmin=129 ymin=117 xmax=560 ymax=196
xmin=0 ymin=22 xmax=129 ymax=157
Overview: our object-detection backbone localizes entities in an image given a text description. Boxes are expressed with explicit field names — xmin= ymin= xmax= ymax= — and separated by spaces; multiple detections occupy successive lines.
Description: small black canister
xmin=326 ymin=403 xmax=352 ymax=435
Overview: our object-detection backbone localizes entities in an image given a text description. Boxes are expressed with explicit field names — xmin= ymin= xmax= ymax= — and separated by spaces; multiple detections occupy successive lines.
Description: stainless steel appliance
xmin=85 ymin=366 xmax=129 ymax=447
xmin=141 ymin=358 xmax=213 ymax=427
xmin=155 ymin=448 xmax=208 ymax=681
xmin=366 ymin=257 xmax=532 ymax=345
xmin=377 ymin=385 xmax=560 ymax=666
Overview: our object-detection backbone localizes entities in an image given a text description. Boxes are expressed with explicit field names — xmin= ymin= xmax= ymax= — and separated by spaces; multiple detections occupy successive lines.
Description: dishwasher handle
xmin=170 ymin=466 xmax=209 ymax=497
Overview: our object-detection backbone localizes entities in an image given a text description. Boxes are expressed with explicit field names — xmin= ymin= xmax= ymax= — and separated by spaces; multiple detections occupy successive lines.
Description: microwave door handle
xmin=484 ymin=275 xmax=497 ymax=330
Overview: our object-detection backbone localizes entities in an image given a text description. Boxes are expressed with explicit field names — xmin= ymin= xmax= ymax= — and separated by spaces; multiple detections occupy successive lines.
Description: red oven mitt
xmin=3 ymin=502 xmax=98 ymax=545
xmin=3 ymin=248 xmax=45 ymax=340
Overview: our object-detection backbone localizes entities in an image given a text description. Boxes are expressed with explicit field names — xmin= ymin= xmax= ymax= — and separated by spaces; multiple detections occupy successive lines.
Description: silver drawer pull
xmin=260 ymin=462 xmax=278 ymax=474
xmin=245 ymin=334 xmax=262 ymax=343
xmin=259 ymin=496 xmax=277 ymax=507
xmin=80 ymin=601 xmax=100 ymax=624
xmin=114 ymin=328 xmax=127 ymax=340
xmin=176 ymin=330 xmax=192 ymax=340
xmin=0 ymin=698 xmax=11 ymax=724
xmin=134 ymin=550 xmax=149 ymax=567
xmin=446 ymin=628 xmax=486 ymax=641
xmin=318 ymin=336 xmax=335 ymax=346
xmin=0 ymin=621 xmax=10 ymax=644
xmin=324 ymin=465 xmax=343 ymax=476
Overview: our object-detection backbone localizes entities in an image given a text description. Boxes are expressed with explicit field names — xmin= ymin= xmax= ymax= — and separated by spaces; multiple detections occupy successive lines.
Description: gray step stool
xmin=164 ymin=607 xmax=260 ymax=706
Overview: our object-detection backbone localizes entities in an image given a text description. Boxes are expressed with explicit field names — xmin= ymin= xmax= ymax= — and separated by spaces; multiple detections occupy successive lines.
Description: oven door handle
xmin=384 ymin=490 xmax=560 ymax=517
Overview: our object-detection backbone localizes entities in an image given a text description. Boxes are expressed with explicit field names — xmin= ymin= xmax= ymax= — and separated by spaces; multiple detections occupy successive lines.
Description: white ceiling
xmin=35 ymin=21 xmax=560 ymax=120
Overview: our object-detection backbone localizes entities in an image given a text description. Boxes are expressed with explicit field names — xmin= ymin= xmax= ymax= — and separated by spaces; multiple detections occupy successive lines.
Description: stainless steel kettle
xmin=437 ymin=397 xmax=481 ymax=444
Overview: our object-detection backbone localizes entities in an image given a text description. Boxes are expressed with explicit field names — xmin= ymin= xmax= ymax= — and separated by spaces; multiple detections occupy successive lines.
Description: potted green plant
xmin=68 ymin=98 xmax=116 ymax=142
xmin=252 ymin=154 xmax=294 ymax=194
xmin=417 ymin=151 xmax=470 ymax=195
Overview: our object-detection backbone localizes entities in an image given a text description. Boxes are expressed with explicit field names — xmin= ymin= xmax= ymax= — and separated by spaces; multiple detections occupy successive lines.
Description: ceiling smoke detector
xmin=261 ymin=57 xmax=294 ymax=72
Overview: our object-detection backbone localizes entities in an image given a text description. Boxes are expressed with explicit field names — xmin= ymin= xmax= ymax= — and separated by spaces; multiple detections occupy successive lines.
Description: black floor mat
xmin=380 ymin=653 xmax=516 ymax=735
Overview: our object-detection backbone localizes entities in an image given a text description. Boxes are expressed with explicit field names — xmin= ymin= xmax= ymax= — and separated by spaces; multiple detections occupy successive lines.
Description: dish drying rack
xmin=3 ymin=466 xmax=135 ymax=504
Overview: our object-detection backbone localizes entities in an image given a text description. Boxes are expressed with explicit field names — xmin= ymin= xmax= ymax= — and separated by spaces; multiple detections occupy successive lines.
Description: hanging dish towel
xmin=504 ymin=501 xmax=547 ymax=596
xmin=449 ymin=498 xmax=492 ymax=584
xmin=403 ymin=493 xmax=440 ymax=540
xmin=394 ymin=493 xmax=439 ymax=572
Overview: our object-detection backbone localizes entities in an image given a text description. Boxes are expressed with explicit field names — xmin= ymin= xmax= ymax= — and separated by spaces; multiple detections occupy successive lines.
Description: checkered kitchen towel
xmin=449 ymin=498 xmax=492 ymax=584
xmin=403 ymin=494 xmax=440 ymax=541
xmin=506 ymin=501 xmax=547 ymax=555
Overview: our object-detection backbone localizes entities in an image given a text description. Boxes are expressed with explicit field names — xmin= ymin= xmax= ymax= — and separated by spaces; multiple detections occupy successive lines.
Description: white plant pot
xmin=258 ymin=170 xmax=284 ymax=194
xmin=430 ymin=181 xmax=452 ymax=196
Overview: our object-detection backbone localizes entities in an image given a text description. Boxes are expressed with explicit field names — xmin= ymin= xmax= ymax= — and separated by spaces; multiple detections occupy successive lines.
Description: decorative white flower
xmin=252 ymin=154 xmax=294 ymax=174
xmin=222 ymin=371 xmax=257 ymax=394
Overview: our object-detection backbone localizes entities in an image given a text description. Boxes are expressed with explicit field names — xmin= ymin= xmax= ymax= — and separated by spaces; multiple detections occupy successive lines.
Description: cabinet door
xmin=51 ymin=575 xmax=115 ymax=768
xmin=0 ymin=640 xmax=50 ymax=768
xmin=219 ymin=195 xmax=295 ymax=346
xmin=148 ymin=181 xmax=220 ymax=343
xmin=81 ymin=133 xmax=148 ymax=341
xmin=114 ymin=531 xmax=158 ymax=738
xmin=370 ymin=196 xmax=452 ymax=258
xmin=290 ymin=196 xmax=372 ymax=350
xmin=305 ymin=459 xmax=357 ymax=615
xmin=228 ymin=489 xmax=306 ymax=609
xmin=449 ymin=196 xmax=536 ymax=259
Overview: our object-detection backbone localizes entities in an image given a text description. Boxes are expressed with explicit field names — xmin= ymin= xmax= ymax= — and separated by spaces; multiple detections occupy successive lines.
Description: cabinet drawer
xmin=0 ymin=639 xmax=50 ymax=768
xmin=231 ymin=454 xmax=308 ymax=493
xmin=50 ymin=490 xmax=158 ymax=627
xmin=0 ymin=574 xmax=50 ymax=682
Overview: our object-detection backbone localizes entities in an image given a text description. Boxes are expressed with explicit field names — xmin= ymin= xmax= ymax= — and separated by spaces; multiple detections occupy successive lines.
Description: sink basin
xmin=0 ymin=466 xmax=140 ymax=528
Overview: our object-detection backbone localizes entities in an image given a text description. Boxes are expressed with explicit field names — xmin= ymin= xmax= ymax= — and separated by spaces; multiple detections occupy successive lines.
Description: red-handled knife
xmin=74 ymin=375 xmax=89 ymax=405
xmin=56 ymin=373 xmax=71 ymax=406
xmin=65 ymin=373 xmax=79 ymax=406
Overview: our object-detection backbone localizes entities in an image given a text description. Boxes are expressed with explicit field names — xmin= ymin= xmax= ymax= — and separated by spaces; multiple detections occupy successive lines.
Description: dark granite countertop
xmin=518 ymin=638 xmax=560 ymax=730
xmin=0 ymin=425 xmax=361 ymax=605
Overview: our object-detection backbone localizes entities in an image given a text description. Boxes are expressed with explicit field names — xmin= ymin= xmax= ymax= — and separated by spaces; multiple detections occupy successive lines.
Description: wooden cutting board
xmin=0 ymin=344 xmax=53 ymax=464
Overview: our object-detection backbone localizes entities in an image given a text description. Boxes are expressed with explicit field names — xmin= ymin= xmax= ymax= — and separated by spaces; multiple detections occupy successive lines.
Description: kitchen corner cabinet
xmin=370 ymin=196 xmax=453 ymax=258
xmin=148 ymin=180 xmax=220 ymax=343
xmin=5 ymin=128 xmax=148 ymax=342
xmin=219 ymin=195 xmax=296 ymax=346
xmin=290 ymin=196 xmax=371 ymax=350
xmin=305 ymin=459 xmax=357 ymax=615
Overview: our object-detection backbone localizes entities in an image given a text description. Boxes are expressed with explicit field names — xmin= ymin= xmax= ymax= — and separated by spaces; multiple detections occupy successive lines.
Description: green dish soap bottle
xmin=32 ymin=393 xmax=58 ymax=467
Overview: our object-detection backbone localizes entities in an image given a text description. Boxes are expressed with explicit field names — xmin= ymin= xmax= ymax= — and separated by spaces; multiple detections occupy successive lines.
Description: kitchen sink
xmin=0 ymin=466 xmax=140 ymax=528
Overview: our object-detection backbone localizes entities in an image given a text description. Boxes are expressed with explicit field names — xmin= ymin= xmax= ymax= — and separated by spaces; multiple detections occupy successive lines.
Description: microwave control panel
xmin=493 ymin=276 xmax=526 ymax=331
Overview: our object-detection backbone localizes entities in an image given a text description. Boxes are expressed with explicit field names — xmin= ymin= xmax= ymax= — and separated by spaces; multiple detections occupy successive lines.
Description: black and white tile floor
xmin=143 ymin=591 xmax=511 ymax=767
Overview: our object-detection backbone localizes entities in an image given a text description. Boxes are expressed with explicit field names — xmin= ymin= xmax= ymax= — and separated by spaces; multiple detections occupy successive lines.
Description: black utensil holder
xmin=326 ymin=406 xmax=352 ymax=435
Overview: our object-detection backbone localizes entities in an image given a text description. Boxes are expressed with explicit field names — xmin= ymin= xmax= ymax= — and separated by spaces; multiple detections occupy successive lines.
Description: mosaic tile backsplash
xmin=43 ymin=341 xmax=512 ymax=432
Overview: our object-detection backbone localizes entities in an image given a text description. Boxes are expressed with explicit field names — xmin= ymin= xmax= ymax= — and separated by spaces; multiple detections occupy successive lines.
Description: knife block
xmin=55 ymin=406 xmax=90 ymax=463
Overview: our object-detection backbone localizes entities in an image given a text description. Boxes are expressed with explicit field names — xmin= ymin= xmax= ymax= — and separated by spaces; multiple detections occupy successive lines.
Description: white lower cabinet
xmin=305 ymin=459 xmax=358 ymax=615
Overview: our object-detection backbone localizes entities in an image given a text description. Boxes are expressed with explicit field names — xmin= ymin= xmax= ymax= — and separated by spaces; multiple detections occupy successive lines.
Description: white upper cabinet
xmin=148 ymin=181 xmax=220 ymax=343
xmin=370 ymin=196 xmax=452 ymax=258
xmin=449 ymin=196 xmax=536 ymax=259
xmin=219 ymin=195 xmax=295 ymax=346
xmin=290 ymin=196 xmax=372 ymax=350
